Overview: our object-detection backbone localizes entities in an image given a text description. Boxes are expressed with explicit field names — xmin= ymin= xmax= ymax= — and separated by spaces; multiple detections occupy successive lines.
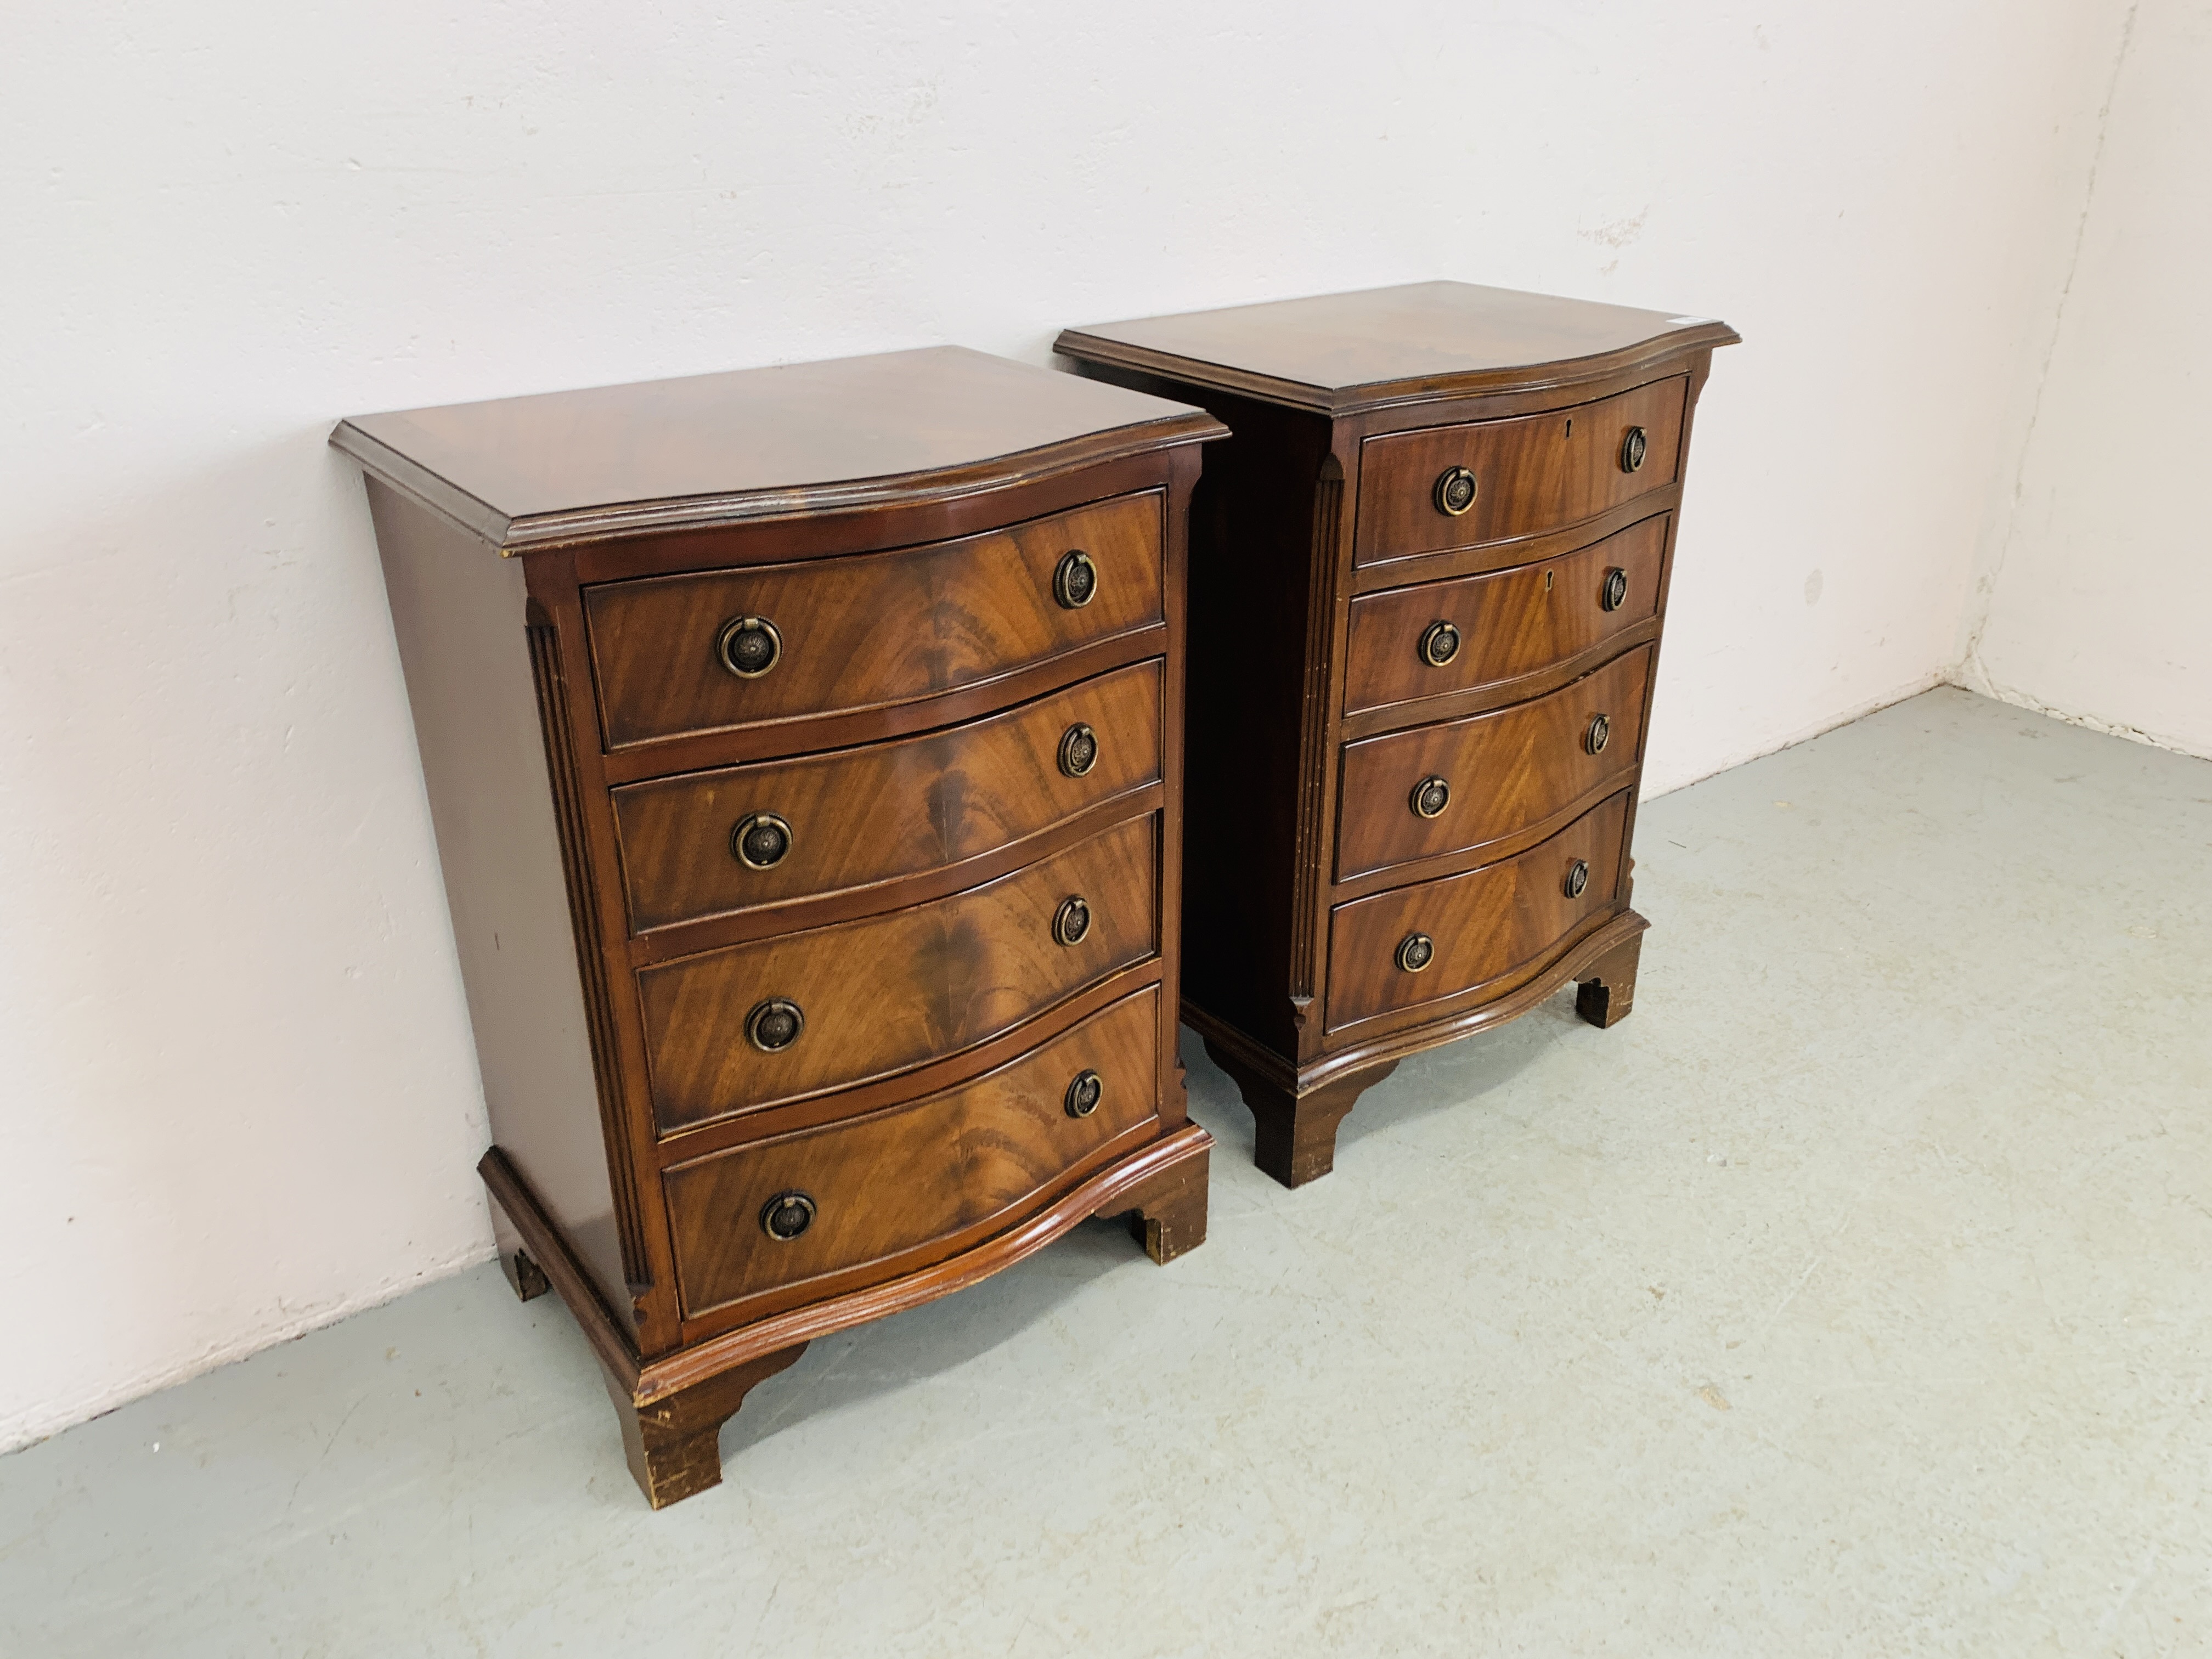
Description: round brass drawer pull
xmin=1418 ymin=619 xmax=1462 ymax=668
xmin=1396 ymin=932 xmax=1436 ymax=974
xmin=1620 ymin=426 xmax=1648 ymax=473
xmin=1058 ymin=722 xmax=1099 ymax=778
xmin=731 ymin=811 xmax=793 ymax=870
xmin=1410 ymin=776 xmax=1452 ymax=819
xmin=1064 ymin=1069 xmax=1104 ymax=1119
xmin=1565 ymin=859 xmax=1590 ymax=899
xmin=759 ymin=1191 xmax=816 ymax=1241
xmin=715 ymin=614 xmax=782 ymax=679
xmin=1053 ymin=550 xmax=1098 ymax=610
xmin=1432 ymin=465 xmax=1479 ymax=517
xmin=746 ymin=997 xmax=805 ymax=1052
xmin=1585 ymin=713 xmax=1612 ymax=755
xmin=1601 ymin=567 xmax=1629 ymax=612
xmin=1052 ymin=895 xmax=1093 ymax=947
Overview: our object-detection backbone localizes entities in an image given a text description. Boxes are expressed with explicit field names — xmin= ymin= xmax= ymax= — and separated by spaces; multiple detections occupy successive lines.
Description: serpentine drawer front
xmin=611 ymin=659 xmax=1164 ymax=933
xmin=1351 ymin=376 xmax=1687 ymax=568
xmin=638 ymin=812 xmax=1160 ymax=1135
xmin=1324 ymin=793 xmax=1630 ymax=1034
xmin=1335 ymin=646 xmax=1652 ymax=883
xmin=584 ymin=490 xmax=1164 ymax=751
xmin=335 ymin=345 xmax=1221 ymax=1508
xmin=1342 ymin=514 xmax=1667 ymax=719
xmin=1059 ymin=281 xmax=1734 ymax=1187
xmin=663 ymin=988 xmax=1162 ymax=1321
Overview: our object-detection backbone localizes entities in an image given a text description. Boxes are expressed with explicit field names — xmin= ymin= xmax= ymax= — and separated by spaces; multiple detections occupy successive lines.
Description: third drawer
xmin=1335 ymin=644 xmax=1651 ymax=882
xmin=639 ymin=811 xmax=1159 ymax=1136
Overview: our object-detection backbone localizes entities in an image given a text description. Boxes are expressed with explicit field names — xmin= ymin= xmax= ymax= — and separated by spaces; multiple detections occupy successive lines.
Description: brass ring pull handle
xmin=1058 ymin=722 xmax=1099 ymax=778
xmin=1432 ymin=465 xmax=1478 ymax=517
xmin=1064 ymin=1069 xmax=1104 ymax=1119
xmin=745 ymin=997 xmax=805 ymax=1053
xmin=1585 ymin=713 xmax=1612 ymax=755
xmin=731 ymin=811 xmax=793 ymax=870
xmin=1620 ymin=427 xmax=1648 ymax=473
xmin=1565 ymin=859 xmax=1590 ymax=899
xmin=1053 ymin=550 xmax=1098 ymax=609
xmin=1410 ymin=776 xmax=1452 ymax=820
xmin=1052 ymin=895 xmax=1093 ymax=947
xmin=1601 ymin=567 xmax=1629 ymax=612
xmin=1396 ymin=932 xmax=1436 ymax=974
xmin=1418 ymin=619 xmax=1462 ymax=668
xmin=759 ymin=1191 xmax=816 ymax=1241
xmin=715 ymin=614 xmax=782 ymax=679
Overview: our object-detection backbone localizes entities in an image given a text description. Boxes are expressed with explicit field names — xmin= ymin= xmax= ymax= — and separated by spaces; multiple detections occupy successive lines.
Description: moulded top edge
xmin=1056 ymin=280 xmax=1740 ymax=415
xmin=328 ymin=345 xmax=1224 ymax=552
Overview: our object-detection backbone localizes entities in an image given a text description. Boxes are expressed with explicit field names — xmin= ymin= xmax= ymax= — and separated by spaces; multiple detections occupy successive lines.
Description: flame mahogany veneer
xmin=1058 ymin=283 xmax=1737 ymax=1186
xmin=336 ymin=347 xmax=1224 ymax=1507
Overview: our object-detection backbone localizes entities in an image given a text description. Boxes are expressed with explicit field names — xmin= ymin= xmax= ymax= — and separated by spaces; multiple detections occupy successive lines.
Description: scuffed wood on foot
xmin=1118 ymin=1143 xmax=1210 ymax=1263
xmin=1574 ymin=931 xmax=1642 ymax=1029
xmin=602 ymin=1344 xmax=808 ymax=1510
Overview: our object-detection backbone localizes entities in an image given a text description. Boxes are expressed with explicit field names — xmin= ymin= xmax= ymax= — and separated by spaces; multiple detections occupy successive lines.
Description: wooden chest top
xmin=331 ymin=344 xmax=1217 ymax=550
xmin=1055 ymin=280 xmax=1740 ymax=413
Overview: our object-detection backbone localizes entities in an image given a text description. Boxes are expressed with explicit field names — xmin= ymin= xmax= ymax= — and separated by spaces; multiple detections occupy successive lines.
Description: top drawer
xmin=1353 ymin=377 xmax=1686 ymax=567
xmin=584 ymin=492 xmax=1164 ymax=751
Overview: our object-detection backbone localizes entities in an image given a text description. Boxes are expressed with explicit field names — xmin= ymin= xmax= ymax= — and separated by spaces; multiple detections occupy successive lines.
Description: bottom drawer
xmin=1324 ymin=792 xmax=1630 ymax=1033
xmin=665 ymin=987 xmax=1162 ymax=1319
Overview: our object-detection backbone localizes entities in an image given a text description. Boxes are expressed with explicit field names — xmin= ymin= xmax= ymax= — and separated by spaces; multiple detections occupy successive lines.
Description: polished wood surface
xmin=1343 ymin=514 xmax=1666 ymax=718
xmin=1325 ymin=792 xmax=1629 ymax=1033
xmin=340 ymin=348 xmax=1222 ymax=1506
xmin=1054 ymin=280 xmax=1738 ymax=415
xmin=1335 ymin=646 xmax=1651 ymax=882
xmin=664 ymin=988 xmax=1160 ymax=1318
xmin=611 ymin=660 xmax=1163 ymax=933
xmin=639 ymin=813 xmax=1158 ymax=1134
xmin=332 ymin=346 xmax=1217 ymax=550
xmin=1353 ymin=377 xmax=1685 ymax=566
xmin=586 ymin=491 xmax=1163 ymax=751
xmin=366 ymin=481 xmax=635 ymax=1317
xmin=1059 ymin=282 xmax=1731 ymax=1186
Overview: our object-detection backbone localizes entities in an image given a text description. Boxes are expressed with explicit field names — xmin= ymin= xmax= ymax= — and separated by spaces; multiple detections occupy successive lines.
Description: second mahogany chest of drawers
xmin=1058 ymin=283 xmax=1737 ymax=1186
xmin=334 ymin=346 xmax=1225 ymax=1506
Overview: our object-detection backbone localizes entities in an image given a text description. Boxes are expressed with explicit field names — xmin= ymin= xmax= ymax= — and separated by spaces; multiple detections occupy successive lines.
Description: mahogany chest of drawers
xmin=1058 ymin=283 xmax=1737 ymax=1186
xmin=334 ymin=347 xmax=1225 ymax=1506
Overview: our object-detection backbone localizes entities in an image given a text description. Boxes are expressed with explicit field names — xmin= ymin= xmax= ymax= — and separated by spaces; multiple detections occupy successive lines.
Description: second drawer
xmin=612 ymin=661 xmax=1163 ymax=933
xmin=1336 ymin=645 xmax=1651 ymax=882
xmin=1342 ymin=514 xmax=1666 ymax=718
xmin=639 ymin=812 xmax=1159 ymax=1135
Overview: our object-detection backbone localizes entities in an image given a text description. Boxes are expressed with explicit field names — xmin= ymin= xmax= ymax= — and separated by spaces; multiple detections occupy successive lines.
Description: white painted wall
xmin=0 ymin=0 xmax=2134 ymax=1449
xmin=1956 ymin=0 xmax=2212 ymax=759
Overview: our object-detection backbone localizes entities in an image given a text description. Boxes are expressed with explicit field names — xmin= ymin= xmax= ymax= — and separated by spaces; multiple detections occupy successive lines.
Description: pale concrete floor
xmin=4 ymin=686 xmax=2208 ymax=1657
